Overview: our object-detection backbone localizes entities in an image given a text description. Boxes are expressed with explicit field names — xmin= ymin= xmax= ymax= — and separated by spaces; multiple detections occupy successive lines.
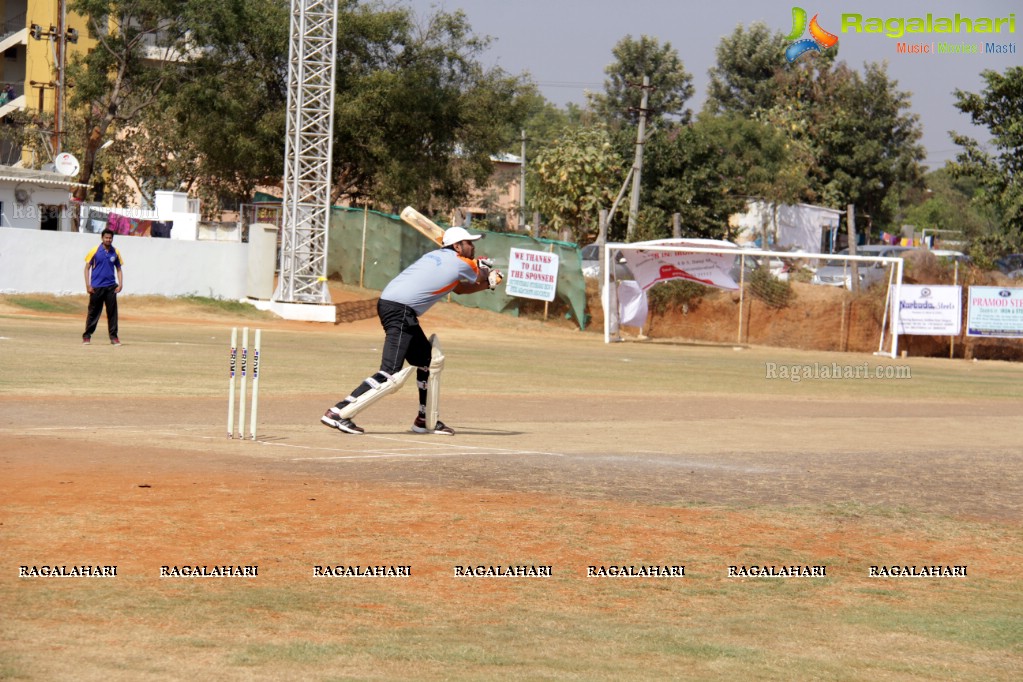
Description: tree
xmin=85 ymin=106 xmax=197 ymax=210
xmin=702 ymin=24 xmax=924 ymax=235
xmin=330 ymin=3 xmax=531 ymax=210
xmin=771 ymin=59 xmax=924 ymax=233
xmin=638 ymin=113 xmax=812 ymax=241
xmin=505 ymin=85 xmax=572 ymax=155
xmin=587 ymin=35 xmax=694 ymax=128
xmin=65 ymin=0 xmax=197 ymax=205
xmin=83 ymin=0 xmax=289 ymax=213
xmin=529 ymin=125 xmax=626 ymax=243
xmin=61 ymin=0 xmax=532 ymax=216
xmin=166 ymin=0 xmax=289 ymax=204
xmin=949 ymin=66 xmax=1023 ymax=256
xmin=900 ymin=168 xmax=995 ymax=254
xmin=704 ymin=22 xmax=788 ymax=116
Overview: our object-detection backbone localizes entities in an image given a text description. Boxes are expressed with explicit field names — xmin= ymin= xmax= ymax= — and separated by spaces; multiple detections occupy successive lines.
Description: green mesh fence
xmin=327 ymin=207 xmax=588 ymax=330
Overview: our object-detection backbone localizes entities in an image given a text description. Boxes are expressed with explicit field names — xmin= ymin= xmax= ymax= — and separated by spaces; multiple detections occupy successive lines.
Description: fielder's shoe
xmin=412 ymin=415 xmax=455 ymax=436
xmin=82 ymin=335 xmax=91 ymax=345
xmin=110 ymin=337 xmax=121 ymax=346
xmin=321 ymin=409 xmax=364 ymax=435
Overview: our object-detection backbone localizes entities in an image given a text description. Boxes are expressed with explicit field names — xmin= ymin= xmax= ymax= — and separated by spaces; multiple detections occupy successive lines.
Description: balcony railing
xmin=0 ymin=12 xmax=26 ymax=42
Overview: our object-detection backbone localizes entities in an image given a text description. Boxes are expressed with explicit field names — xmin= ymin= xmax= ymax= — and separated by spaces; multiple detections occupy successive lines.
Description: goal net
xmin=601 ymin=239 xmax=906 ymax=358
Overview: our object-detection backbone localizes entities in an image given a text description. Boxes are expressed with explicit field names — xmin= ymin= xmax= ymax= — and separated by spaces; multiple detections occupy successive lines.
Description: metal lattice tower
xmin=273 ymin=0 xmax=338 ymax=305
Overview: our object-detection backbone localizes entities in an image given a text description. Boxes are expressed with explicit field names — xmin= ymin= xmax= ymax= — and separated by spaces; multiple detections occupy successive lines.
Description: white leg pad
xmin=337 ymin=366 xmax=415 ymax=419
xmin=426 ymin=334 xmax=444 ymax=430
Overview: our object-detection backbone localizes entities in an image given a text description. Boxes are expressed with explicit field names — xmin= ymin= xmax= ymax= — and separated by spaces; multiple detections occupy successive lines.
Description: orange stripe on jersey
xmin=458 ymin=255 xmax=481 ymax=275
xmin=428 ymin=255 xmax=480 ymax=295
xmin=430 ymin=281 xmax=460 ymax=296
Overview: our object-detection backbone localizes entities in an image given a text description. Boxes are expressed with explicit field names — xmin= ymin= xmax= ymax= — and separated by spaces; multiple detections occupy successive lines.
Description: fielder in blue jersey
xmin=322 ymin=226 xmax=502 ymax=435
xmin=82 ymin=228 xmax=124 ymax=346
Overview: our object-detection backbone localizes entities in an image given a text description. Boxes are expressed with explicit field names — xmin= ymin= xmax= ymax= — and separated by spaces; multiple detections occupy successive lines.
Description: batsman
xmin=321 ymin=226 xmax=502 ymax=435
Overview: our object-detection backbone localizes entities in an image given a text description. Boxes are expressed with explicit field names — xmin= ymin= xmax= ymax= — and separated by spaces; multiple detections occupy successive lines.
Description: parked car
xmin=729 ymin=252 xmax=761 ymax=283
xmin=580 ymin=243 xmax=633 ymax=280
xmin=995 ymin=253 xmax=1023 ymax=274
xmin=731 ymin=250 xmax=814 ymax=283
xmin=768 ymin=256 xmax=792 ymax=280
xmin=764 ymin=252 xmax=817 ymax=281
xmin=812 ymin=246 xmax=914 ymax=289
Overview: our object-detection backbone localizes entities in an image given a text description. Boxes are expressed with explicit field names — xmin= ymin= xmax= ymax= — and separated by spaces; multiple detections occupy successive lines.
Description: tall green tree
xmin=587 ymin=35 xmax=694 ymax=127
xmin=63 ymin=0 xmax=532 ymax=216
xmin=703 ymin=24 xmax=923 ymax=235
xmin=949 ymin=66 xmax=1023 ymax=256
xmin=65 ymin=0 xmax=197 ymax=203
xmin=331 ymin=3 xmax=531 ymax=210
xmin=638 ymin=113 xmax=812 ymax=241
xmin=770 ymin=59 xmax=924 ymax=233
xmin=704 ymin=22 xmax=788 ymax=116
xmin=168 ymin=0 xmax=289 ymax=204
xmin=506 ymin=85 xmax=572 ymax=155
xmin=86 ymin=0 xmax=289 ymax=212
xmin=529 ymin=125 xmax=626 ymax=243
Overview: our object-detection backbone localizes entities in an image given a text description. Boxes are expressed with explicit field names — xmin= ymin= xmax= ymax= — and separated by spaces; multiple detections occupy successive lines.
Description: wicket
xmin=227 ymin=326 xmax=261 ymax=439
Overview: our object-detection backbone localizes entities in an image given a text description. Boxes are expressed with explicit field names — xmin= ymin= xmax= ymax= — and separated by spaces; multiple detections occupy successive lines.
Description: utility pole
xmin=29 ymin=2 xmax=77 ymax=160
xmin=55 ymin=0 xmax=66 ymax=157
xmin=626 ymin=75 xmax=652 ymax=239
xmin=519 ymin=128 xmax=527 ymax=230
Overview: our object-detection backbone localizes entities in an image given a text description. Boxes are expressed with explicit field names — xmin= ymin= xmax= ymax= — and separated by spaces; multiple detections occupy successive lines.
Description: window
xmin=39 ymin=204 xmax=62 ymax=231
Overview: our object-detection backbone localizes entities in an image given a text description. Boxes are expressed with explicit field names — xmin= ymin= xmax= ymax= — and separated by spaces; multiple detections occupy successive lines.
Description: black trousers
xmin=84 ymin=286 xmax=119 ymax=339
xmin=376 ymin=299 xmax=432 ymax=374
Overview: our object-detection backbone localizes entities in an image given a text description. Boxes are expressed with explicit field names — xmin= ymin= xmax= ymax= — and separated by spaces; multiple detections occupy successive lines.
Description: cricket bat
xmin=400 ymin=206 xmax=498 ymax=284
xmin=400 ymin=206 xmax=445 ymax=246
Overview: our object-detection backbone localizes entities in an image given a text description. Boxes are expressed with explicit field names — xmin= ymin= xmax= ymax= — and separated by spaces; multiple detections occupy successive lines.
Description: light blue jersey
xmin=380 ymin=248 xmax=479 ymax=315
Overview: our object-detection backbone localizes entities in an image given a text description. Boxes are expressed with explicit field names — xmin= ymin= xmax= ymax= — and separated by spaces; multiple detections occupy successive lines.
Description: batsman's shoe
xmin=82 ymin=335 xmax=91 ymax=345
xmin=412 ymin=416 xmax=455 ymax=436
xmin=321 ymin=409 xmax=364 ymax=435
xmin=110 ymin=337 xmax=121 ymax=346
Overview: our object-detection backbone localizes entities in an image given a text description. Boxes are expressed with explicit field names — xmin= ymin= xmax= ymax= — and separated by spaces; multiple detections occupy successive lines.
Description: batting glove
xmin=488 ymin=269 xmax=503 ymax=289
xmin=477 ymin=257 xmax=496 ymax=270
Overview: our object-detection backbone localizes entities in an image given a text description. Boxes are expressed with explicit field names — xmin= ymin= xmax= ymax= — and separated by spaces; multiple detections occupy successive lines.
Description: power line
xmin=534 ymin=80 xmax=603 ymax=88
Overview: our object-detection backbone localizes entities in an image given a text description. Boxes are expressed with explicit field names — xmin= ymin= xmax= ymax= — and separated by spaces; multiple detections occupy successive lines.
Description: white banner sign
xmin=622 ymin=248 xmax=739 ymax=291
xmin=617 ymin=280 xmax=648 ymax=328
xmin=967 ymin=286 xmax=1023 ymax=338
xmin=897 ymin=285 xmax=961 ymax=335
xmin=506 ymin=247 xmax=560 ymax=302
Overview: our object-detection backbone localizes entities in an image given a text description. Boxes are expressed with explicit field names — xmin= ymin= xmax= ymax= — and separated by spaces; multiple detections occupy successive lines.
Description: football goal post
xmin=601 ymin=240 xmax=906 ymax=358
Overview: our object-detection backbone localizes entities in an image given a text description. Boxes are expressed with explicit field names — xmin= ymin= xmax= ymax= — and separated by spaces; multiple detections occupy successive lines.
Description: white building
xmin=729 ymin=200 xmax=843 ymax=254
xmin=0 ymin=166 xmax=86 ymax=230
xmin=0 ymin=164 xmax=207 ymax=240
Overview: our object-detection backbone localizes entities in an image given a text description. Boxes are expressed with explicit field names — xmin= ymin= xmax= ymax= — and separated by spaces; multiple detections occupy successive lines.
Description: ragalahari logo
xmin=785 ymin=7 xmax=839 ymax=62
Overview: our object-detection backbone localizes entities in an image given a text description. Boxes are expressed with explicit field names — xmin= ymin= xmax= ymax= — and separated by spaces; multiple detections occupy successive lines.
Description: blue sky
xmin=404 ymin=0 xmax=1020 ymax=170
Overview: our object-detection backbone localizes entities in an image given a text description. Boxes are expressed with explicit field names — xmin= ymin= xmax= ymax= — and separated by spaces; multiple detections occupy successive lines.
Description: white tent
xmin=729 ymin=200 xmax=842 ymax=254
